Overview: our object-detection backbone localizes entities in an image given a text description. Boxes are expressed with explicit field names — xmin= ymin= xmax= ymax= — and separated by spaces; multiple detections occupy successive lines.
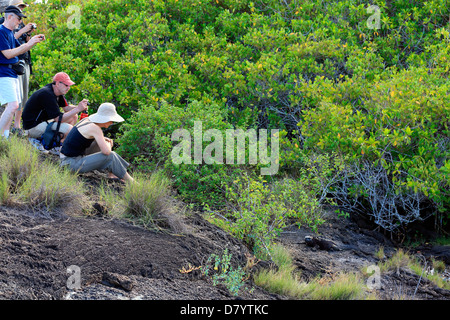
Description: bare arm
xmin=14 ymin=23 xmax=34 ymax=40
xmin=77 ymin=121 xmax=113 ymax=156
xmin=90 ymin=126 xmax=112 ymax=156
xmin=1 ymin=34 xmax=44 ymax=59
xmin=54 ymin=99 xmax=88 ymax=123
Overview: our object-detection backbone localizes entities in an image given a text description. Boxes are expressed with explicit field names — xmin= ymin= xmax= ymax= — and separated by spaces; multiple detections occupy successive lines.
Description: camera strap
xmin=0 ymin=64 xmax=14 ymax=69
xmin=0 ymin=62 xmax=23 ymax=68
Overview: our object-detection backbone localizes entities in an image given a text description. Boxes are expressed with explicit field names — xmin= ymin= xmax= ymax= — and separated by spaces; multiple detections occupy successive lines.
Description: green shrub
xmin=202 ymin=248 xmax=247 ymax=297
xmin=117 ymin=99 xmax=249 ymax=207
xmin=27 ymin=0 xmax=450 ymax=233
xmin=299 ymin=66 xmax=449 ymax=231
xmin=271 ymin=177 xmax=325 ymax=232
xmin=215 ymin=174 xmax=324 ymax=258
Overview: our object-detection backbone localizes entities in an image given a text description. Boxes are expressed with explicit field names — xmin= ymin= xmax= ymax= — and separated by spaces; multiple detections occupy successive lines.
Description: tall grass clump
xmin=254 ymin=244 xmax=310 ymax=298
xmin=375 ymin=249 xmax=450 ymax=291
xmin=0 ymin=136 xmax=9 ymax=154
xmin=306 ymin=273 xmax=368 ymax=300
xmin=0 ymin=172 xmax=11 ymax=205
xmin=123 ymin=171 xmax=170 ymax=222
xmin=100 ymin=171 xmax=185 ymax=232
xmin=254 ymin=244 xmax=369 ymax=300
xmin=0 ymin=137 xmax=88 ymax=216
xmin=378 ymin=249 xmax=413 ymax=273
xmin=17 ymin=160 xmax=88 ymax=217
xmin=0 ymin=135 xmax=12 ymax=204
xmin=0 ymin=136 xmax=38 ymax=191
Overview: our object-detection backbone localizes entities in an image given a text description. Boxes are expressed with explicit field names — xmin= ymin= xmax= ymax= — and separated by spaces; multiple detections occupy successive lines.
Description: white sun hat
xmin=88 ymin=103 xmax=124 ymax=123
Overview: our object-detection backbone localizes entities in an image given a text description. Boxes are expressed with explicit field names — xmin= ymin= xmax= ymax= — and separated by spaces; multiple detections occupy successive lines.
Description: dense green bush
xmin=27 ymin=0 xmax=450 ymax=241
xmin=117 ymin=99 xmax=246 ymax=206
xmin=212 ymin=174 xmax=324 ymax=258
xmin=297 ymin=65 xmax=449 ymax=231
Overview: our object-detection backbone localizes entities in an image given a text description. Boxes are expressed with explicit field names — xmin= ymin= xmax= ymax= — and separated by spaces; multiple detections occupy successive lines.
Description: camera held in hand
xmin=80 ymin=102 xmax=90 ymax=120
xmin=26 ymin=24 xmax=37 ymax=36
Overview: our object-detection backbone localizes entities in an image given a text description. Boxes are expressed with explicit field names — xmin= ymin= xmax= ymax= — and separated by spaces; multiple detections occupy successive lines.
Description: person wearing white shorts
xmin=0 ymin=76 xmax=21 ymax=137
xmin=9 ymin=0 xmax=37 ymax=135
xmin=0 ymin=76 xmax=21 ymax=105
xmin=0 ymin=5 xmax=44 ymax=139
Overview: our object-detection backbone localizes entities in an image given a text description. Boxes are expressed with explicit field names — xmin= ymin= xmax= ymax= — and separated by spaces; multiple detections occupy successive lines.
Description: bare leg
xmin=107 ymin=171 xmax=134 ymax=183
xmin=122 ymin=172 xmax=134 ymax=183
xmin=66 ymin=114 xmax=78 ymax=126
xmin=13 ymin=108 xmax=22 ymax=129
xmin=0 ymin=101 xmax=19 ymax=137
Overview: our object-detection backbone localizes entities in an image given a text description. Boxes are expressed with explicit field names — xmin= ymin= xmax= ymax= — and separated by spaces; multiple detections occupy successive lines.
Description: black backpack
xmin=40 ymin=114 xmax=64 ymax=150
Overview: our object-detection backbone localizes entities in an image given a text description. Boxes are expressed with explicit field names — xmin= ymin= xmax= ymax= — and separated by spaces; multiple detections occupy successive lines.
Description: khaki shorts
xmin=18 ymin=63 xmax=31 ymax=110
xmin=26 ymin=120 xmax=72 ymax=139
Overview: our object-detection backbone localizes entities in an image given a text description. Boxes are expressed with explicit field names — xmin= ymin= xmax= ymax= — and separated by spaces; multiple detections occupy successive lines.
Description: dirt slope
xmin=1 ymin=196 xmax=449 ymax=301
xmin=0 ymin=203 xmax=282 ymax=300
xmin=0 ymin=138 xmax=448 ymax=301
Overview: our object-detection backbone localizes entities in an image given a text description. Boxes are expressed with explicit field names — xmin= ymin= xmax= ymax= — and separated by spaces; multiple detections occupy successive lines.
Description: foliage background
xmin=24 ymin=0 xmax=449 ymax=253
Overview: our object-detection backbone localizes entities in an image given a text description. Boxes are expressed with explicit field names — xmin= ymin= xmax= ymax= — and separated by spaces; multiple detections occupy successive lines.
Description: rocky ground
xmin=280 ymin=212 xmax=450 ymax=300
xmin=0 ymin=186 xmax=277 ymax=300
xmin=0 ymin=133 xmax=448 ymax=303
xmin=0 ymin=178 xmax=449 ymax=302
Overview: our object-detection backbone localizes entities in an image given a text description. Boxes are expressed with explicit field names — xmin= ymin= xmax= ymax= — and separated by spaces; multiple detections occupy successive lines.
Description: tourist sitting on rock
xmin=21 ymin=72 xmax=88 ymax=153
xmin=59 ymin=102 xmax=134 ymax=183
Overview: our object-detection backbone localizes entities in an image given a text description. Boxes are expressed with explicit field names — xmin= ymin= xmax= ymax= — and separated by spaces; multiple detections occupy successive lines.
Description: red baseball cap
xmin=53 ymin=72 xmax=75 ymax=86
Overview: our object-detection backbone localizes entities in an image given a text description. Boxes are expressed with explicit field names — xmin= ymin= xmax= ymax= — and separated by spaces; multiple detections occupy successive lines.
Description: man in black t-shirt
xmin=22 ymin=72 xmax=88 ymax=140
